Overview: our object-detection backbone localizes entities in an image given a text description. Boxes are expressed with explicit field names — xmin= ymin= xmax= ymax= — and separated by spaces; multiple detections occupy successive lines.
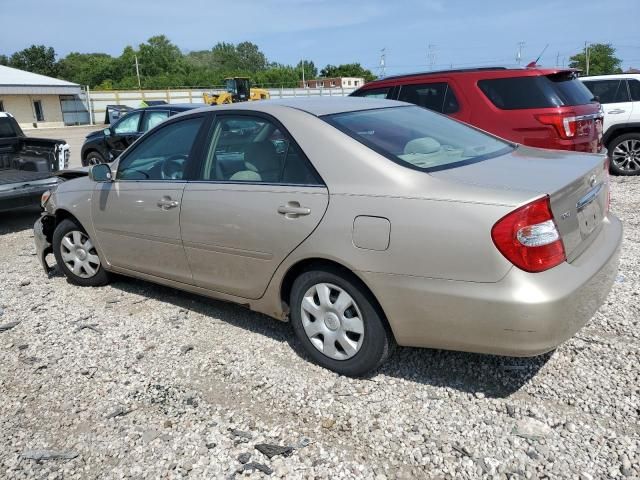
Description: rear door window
xmin=398 ymin=82 xmax=459 ymax=114
xmin=352 ymin=87 xmax=392 ymax=99
xmin=628 ymin=79 xmax=640 ymax=101
xmin=479 ymin=73 xmax=594 ymax=109
xmin=199 ymin=115 xmax=322 ymax=185
xmin=582 ymin=79 xmax=630 ymax=104
xmin=141 ymin=110 xmax=170 ymax=132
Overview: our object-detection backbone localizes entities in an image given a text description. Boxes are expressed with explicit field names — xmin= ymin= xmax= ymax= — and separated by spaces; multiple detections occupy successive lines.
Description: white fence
xmin=87 ymin=87 xmax=356 ymax=124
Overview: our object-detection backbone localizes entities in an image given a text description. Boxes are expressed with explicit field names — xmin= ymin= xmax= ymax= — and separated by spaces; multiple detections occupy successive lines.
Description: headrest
xmin=404 ymin=137 xmax=441 ymax=155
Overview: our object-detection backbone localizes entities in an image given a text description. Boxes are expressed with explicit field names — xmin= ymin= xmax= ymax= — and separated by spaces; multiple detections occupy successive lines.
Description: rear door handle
xmin=607 ymin=109 xmax=626 ymax=114
xmin=157 ymin=196 xmax=179 ymax=210
xmin=278 ymin=202 xmax=311 ymax=218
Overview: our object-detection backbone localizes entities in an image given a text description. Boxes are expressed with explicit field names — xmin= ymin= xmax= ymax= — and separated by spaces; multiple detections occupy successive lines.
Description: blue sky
xmin=1 ymin=0 xmax=639 ymax=74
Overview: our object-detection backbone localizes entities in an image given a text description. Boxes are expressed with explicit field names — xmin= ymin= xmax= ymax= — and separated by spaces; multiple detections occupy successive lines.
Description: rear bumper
xmin=0 ymin=178 xmax=60 ymax=213
xmin=360 ymin=214 xmax=623 ymax=356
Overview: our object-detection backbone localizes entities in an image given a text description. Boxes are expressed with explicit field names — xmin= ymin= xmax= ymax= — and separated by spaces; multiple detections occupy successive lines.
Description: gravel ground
xmin=0 ymin=178 xmax=638 ymax=480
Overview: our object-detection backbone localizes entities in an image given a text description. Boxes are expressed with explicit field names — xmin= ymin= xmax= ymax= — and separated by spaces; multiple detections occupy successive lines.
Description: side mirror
xmin=103 ymin=127 xmax=112 ymax=136
xmin=89 ymin=163 xmax=113 ymax=182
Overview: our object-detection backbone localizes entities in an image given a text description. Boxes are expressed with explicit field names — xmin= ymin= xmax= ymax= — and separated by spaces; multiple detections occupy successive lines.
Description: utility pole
xmin=379 ymin=48 xmax=386 ymax=78
xmin=516 ymin=41 xmax=525 ymax=66
xmin=584 ymin=41 xmax=590 ymax=75
xmin=301 ymin=59 xmax=305 ymax=88
xmin=134 ymin=54 xmax=141 ymax=89
xmin=556 ymin=51 xmax=560 ymax=66
xmin=427 ymin=44 xmax=437 ymax=70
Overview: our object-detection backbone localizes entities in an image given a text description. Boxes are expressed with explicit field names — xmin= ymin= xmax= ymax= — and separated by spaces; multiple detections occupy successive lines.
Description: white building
xmin=299 ymin=77 xmax=366 ymax=89
xmin=0 ymin=65 xmax=86 ymax=129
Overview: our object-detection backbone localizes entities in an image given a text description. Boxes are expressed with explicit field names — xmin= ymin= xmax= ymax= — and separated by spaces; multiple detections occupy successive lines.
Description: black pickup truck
xmin=0 ymin=112 xmax=69 ymax=212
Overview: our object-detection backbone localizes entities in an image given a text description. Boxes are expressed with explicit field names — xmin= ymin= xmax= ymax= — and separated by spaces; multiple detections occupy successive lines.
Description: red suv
xmin=351 ymin=67 xmax=604 ymax=153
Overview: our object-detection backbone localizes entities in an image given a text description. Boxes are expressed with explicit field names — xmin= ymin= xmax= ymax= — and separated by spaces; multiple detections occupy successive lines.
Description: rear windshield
xmin=478 ymin=72 xmax=595 ymax=109
xmin=324 ymin=106 xmax=512 ymax=172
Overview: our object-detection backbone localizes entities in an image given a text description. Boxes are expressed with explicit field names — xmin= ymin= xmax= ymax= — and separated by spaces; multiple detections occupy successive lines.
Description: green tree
xmin=320 ymin=63 xmax=376 ymax=81
xmin=235 ymin=41 xmax=268 ymax=72
xmin=569 ymin=43 xmax=622 ymax=75
xmin=296 ymin=60 xmax=318 ymax=79
xmin=0 ymin=54 xmax=8 ymax=66
xmin=9 ymin=45 xmax=58 ymax=76
xmin=57 ymin=52 xmax=115 ymax=86
xmin=137 ymin=35 xmax=185 ymax=78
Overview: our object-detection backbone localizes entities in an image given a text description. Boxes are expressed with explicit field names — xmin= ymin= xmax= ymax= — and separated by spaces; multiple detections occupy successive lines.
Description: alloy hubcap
xmin=60 ymin=230 xmax=101 ymax=278
xmin=612 ymin=139 xmax=640 ymax=172
xmin=300 ymin=283 xmax=364 ymax=361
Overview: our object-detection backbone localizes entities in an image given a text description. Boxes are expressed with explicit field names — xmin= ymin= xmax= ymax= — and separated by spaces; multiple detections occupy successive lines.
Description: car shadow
xmin=108 ymin=276 xmax=550 ymax=398
xmin=0 ymin=207 xmax=41 ymax=236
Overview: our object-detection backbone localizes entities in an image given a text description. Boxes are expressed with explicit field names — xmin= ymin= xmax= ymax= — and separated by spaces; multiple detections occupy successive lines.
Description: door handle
xmin=278 ymin=202 xmax=311 ymax=218
xmin=157 ymin=196 xmax=179 ymax=210
xmin=607 ymin=109 xmax=626 ymax=114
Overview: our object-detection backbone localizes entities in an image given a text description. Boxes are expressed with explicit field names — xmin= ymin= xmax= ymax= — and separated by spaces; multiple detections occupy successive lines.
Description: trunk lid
xmin=430 ymin=145 xmax=609 ymax=262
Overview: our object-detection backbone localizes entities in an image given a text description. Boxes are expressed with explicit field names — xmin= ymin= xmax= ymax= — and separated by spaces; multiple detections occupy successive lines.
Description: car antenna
xmin=526 ymin=44 xmax=549 ymax=68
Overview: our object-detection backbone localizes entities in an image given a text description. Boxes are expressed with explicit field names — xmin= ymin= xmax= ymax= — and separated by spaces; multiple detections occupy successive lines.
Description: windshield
xmin=324 ymin=106 xmax=512 ymax=172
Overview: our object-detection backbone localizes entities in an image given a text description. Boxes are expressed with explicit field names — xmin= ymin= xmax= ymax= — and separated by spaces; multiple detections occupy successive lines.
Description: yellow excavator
xmin=203 ymin=77 xmax=270 ymax=105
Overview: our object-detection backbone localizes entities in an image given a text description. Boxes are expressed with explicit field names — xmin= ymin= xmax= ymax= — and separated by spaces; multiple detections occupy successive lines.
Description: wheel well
xmin=605 ymin=127 xmax=640 ymax=147
xmin=279 ymin=258 xmax=395 ymax=338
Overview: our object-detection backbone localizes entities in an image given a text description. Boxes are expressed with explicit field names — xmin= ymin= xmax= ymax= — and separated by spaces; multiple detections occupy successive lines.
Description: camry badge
xmin=560 ymin=211 xmax=571 ymax=220
xmin=589 ymin=174 xmax=597 ymax=188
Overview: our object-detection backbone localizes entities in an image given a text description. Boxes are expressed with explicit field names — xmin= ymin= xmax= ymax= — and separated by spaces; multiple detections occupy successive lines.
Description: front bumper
xmin=360 ymin=214 xmax=623 ymax=356
xmin=34 ymin=215 xmax=55 ymax=274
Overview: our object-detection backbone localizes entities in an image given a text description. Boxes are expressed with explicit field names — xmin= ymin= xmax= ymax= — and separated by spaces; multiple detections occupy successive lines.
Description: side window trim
xmin=115 ymin=113 xmax=210 ymax=182
xmin=191 ymin=110 xmax=325 ymax=187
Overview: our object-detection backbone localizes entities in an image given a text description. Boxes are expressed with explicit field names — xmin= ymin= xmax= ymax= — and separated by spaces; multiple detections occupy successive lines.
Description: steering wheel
xmin=161 ymin=154 xmax=187 ymax=180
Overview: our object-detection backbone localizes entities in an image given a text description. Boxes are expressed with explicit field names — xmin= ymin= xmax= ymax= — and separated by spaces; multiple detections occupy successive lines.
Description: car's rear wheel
xmin=53 ymin=219 xmax=110 ymax=287
xmin=83 ymin=151 xmax=105 ymax=167
xmin=289 ymin=268 xmax=393 ymax=376
xmin=608 ymin=133 xmax=640 ymax=175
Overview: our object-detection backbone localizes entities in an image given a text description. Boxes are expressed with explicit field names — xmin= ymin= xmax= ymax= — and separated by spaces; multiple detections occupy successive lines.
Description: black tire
xmin=289 ymin=268 xmax=394 ymax=377
xmin=607 ymin=133 xmax=640 ymax=176
xmin=53 ymin=219 xmax=110 ymax=287
xmin=83 ymin=151 xmax=105 ymax=167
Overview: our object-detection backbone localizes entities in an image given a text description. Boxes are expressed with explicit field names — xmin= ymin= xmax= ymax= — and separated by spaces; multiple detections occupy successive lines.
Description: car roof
xmin=182 ymin=97 xmax=409 ymax=117
xmin=580 ymin=74 xmax=640 ymax=81
xmin=142 ymin=103 xmax=199 ymax=111
xmin=358 ymin=66 xmax=579 ymax=89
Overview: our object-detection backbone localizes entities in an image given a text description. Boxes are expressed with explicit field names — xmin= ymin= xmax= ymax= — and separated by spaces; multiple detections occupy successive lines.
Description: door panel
xmin=90 ymin=114 xmax=208 ymax=283
xmin=92 ymin=181 xmax=192 ymax=283
xmin=181 ymin=184 xmax=328 ymax=299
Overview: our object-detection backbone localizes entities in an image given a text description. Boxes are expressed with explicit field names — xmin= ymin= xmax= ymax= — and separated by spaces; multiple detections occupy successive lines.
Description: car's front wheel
xmin=608 ymin=133 xmax=640 ymax=175
xmin=52 ymin=219 xmax=110 ymax=286
xmin=83 ymin=151 xmax=105 ymax=167
xmin=289 ymin=268 xmax=393 ymax=376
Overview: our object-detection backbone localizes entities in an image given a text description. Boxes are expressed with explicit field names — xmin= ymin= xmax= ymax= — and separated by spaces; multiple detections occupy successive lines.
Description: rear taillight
xmin=535 ymin=113 xmax=577 ymax=139
xmin=491 ymin=196 xmax=566 ymax=273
